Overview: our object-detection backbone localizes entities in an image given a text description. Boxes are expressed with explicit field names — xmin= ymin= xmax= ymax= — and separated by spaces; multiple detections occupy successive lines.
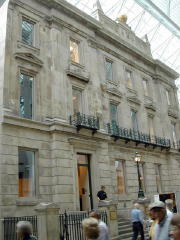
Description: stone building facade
xmin=0 ymin=0 xmax=180 ymax=219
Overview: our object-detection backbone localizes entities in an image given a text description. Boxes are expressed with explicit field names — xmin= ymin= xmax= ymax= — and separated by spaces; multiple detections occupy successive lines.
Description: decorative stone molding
xmin=145 ymin=103 xmax=156 ymax=112
xmin=17 ymin=41 xmax=40 ymax=55
xmin=168 ymin=106 xmax=178 ymax=119
xmin=14 ymin=52 xmax=43 ymax=67
xmin=106 ymin=87 xmax=123 ymax=98
xmin=127 ymin=96 xmax=141 ymax=105
xmin=66 ymin=62 xmax=90 ymax=83
xmin=144 ymin=97 xmax=156 ymax=111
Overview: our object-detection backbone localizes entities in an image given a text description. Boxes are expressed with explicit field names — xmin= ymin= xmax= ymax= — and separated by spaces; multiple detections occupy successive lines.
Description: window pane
xmin=72 ymin=88 xmax=82 ymax=114
xmin=18 ymin=150 xmax=35 ymax=197
xmin=166 ymin=90 xmax=171 ymax=105
xmin=131 ymin=110 xmax=138 ymax=131
xmin=148 ymin=116 xmax=155 ymax=141
xmin=20 ymin=73 xmax=33 ymax=119
xmin=110 ymin=103 xmax=118 ymax=126
xmin=139 ymin=163 xmax=145 ymax=192
xmin=143 ymin=79 xmax=148 ymax=96
xmin=105 ymin=60 xmax=113 ymax=81
xmin=70 ymin=40 xmax=79 ymax=63
xmin=115 ymin=160 xmax=125 ymax=194
xmin=126 ymin=70 xmax=133 ymax=89
xmin=22 ymin=20 xmax=34 ymax=45
xmin=155 ymin=164 xmax=162 ymax=193
xmin=172 ymin=123 xmax=176 ymax=144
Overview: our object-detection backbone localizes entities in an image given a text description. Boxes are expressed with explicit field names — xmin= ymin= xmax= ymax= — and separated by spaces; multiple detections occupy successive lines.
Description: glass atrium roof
xmin=66 ymin=0 xmax=180 ymax=101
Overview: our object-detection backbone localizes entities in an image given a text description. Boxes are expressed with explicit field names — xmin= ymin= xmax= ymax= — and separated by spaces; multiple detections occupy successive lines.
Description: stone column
xmin=35 ymin=203 xmax=60 ymax=240
xmin=98 ymin=201 xmax=120 ymax=240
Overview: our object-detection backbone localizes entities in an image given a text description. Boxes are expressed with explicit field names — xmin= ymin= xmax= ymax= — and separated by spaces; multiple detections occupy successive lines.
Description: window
xmin=22 ymin=19 xmax=34 ymax=46
xmin=70 ymin=39 xmax=79 ymax=63
xmin=142 ymin=79 xmax=149 ymax=96
xmin=105 ymin=59 xmax=113 ymax=81
xmin=18 ymin=149 xmax=35 ymax=197
xmin=172 ymin=123 xmax=177 ymax=145
xmin=126 ymin=69 xmax=133 ymax=89
xmin=131 ymin=110 xmax=138 ymax=131
xmin=110 ymin=103 xmax=118 ymax=126
xmin=166 ymin=89 xmax=171 ymax=105
xmin=72 ymin=88 xmax=83 ymax=114
xmin=139 ymin=163 xmax=146 ymax=192
xmin=19 ymin=73 xmax=33 ymax=119
xmin=148 ymin=115 xmax=155 ymax=141
xmin=155 ymin=164 xmax=162 ymax=193
xmin=115 ymin=160 xmax=126 ymax=194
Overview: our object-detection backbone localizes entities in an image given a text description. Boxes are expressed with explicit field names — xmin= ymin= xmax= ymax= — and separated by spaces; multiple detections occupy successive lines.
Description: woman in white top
xmin=82 ymin=217 xmax=100 ymax=240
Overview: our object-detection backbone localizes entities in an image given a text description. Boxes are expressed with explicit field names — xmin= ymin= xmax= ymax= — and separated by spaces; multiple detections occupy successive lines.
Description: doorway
xmin=77 ymin=154 xmax=93 ymax=211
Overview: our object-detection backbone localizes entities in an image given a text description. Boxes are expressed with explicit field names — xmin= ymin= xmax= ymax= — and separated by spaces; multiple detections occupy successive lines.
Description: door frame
xmin=77 ymin=153 xmax=93 ymax=210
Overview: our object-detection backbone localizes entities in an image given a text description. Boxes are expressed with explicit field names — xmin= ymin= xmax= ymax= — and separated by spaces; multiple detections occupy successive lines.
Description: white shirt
xmin=99 ymin=221 xmax=110 ymax=240
xmin=166 ymin=209 xmax=173 ymax=219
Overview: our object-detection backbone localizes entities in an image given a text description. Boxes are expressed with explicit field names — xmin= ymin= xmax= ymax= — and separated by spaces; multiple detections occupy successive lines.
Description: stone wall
xmin=0 ymin=0 xmax=179 ymax=219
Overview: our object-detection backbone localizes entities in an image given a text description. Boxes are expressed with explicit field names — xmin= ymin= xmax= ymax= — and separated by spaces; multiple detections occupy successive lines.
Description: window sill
xmin=16 ymin=198 xmax=39 ymax=206
xmin=17 ymin=41 xmax=40 ymax=54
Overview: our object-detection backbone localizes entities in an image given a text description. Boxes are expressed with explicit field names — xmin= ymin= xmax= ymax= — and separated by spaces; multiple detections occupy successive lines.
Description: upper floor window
xmin=18 ymin=149 xmax=35 ymax=197
xmin=148 ymin=115 xmax=155 ymax=140
xmin=22 ymin=19 xmax=34 ymax=46
xmin=20 ymin=73 xmax=34 ymax=120
xmin=142 ymin=79 xmax=149 ymax=96
xmin=70 ymin=39 xmax=79 ymax=63
xmin=166 ymin=89 xmax=171 ymax=105
xmin=110 ymin=103 xmax=118 ymax=126
xmin=131 ymin=109 xmax=138 ymax=131
xmin=155 ymin=164 xmax=162 ymax=193
xmin=115 ymin=160 xmax=126 ymax=194
xmin=126 ymin=69 xmax=133 ymax=89
xmin=105 ymin=59 xmax=113 ymax=81
xmin=172 ymin=122 xmax=177 ymax=144
xmin=72 ymin=88 xmax=83 ymax=114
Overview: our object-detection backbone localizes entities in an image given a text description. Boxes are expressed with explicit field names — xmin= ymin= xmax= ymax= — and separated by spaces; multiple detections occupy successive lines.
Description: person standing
xmin=148 ymin=201 xmax=171 ymax=240
xmin=16 ymin=221 xmax=37 ymax=240
xmin=97 ymin=186 xmax=107 ymax=201
xmin=131 ymin=203 xmax=144 ymax=240
xmin=90 ymin=210 xmax=110 ymax=240
xmin=165 ymin=199 xmax=174 ymax=219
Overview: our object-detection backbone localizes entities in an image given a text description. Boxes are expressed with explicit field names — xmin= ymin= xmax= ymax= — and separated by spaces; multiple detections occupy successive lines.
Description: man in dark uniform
xmin=97 ymin=186 xmax=107 ymax=201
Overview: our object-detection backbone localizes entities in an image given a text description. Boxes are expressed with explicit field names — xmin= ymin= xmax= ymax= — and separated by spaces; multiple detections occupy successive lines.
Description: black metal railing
xmin=59 ymin=211 xmax=107 ymax=240
xmin=107 ymin=123 xmax=171 ymax=148
xmin=3 ymin=216 xmax=38 ymax=240
xmin=70 ymin=113 xmax=100 ymax=133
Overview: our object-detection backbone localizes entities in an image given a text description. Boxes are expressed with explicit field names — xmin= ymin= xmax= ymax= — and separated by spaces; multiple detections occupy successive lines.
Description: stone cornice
xmin=14 ymin=52 xmax=43 ymax=67
xmin=12 ymin=0 xmax=179 ymax=82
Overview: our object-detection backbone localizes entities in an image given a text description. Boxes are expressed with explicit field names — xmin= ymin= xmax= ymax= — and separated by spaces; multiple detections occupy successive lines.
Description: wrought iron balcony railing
xmin=70 ymin=112 xmax=100 ymax=134
xmin=107 ymin=123 xmax=171 ymax=149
